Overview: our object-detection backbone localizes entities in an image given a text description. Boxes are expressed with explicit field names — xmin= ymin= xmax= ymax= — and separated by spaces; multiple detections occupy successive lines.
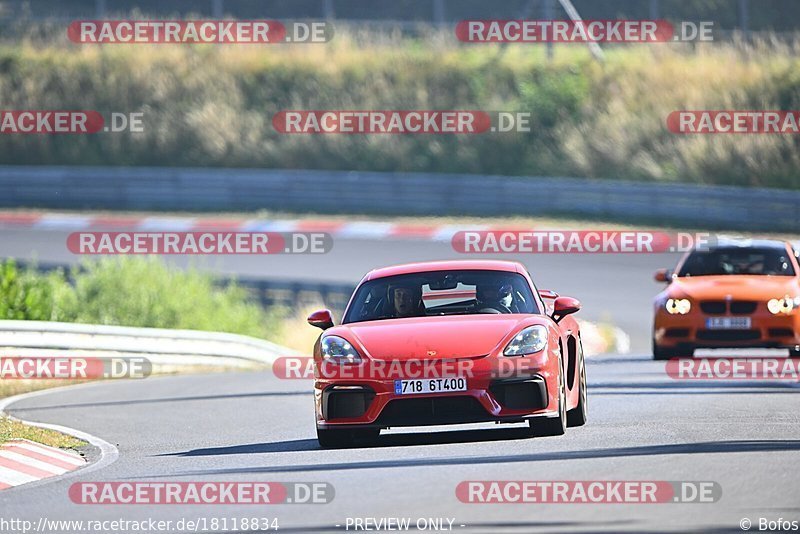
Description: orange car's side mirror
xmin=654 ymin=269 xmax=671 ymax=283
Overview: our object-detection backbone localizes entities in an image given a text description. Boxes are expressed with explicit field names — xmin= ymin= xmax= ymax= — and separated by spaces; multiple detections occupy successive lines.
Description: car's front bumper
xmin=654 ymin=307 xmax=800 ymax=350
xmin=314 ymin=354 xmax=561 ymax=429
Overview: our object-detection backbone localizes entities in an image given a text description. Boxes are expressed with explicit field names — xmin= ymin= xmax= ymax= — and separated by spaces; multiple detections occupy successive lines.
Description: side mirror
xmin=307 ymin=309 xmax=334 ymax=330
xmin=552 ymin=296 xmax=581 ymax=322
xmin=654 ymin=269 xmax=671 ymax=283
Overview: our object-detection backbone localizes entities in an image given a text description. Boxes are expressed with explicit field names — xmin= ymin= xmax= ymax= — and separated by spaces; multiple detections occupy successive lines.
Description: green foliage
xmin=0 ymin=258 xmax=284 ymax=340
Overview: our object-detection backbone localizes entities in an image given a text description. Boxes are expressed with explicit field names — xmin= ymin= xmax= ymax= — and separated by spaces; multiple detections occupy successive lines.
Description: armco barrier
xmin=1 ymin=166 xmax=799 ymax=231
xmin=0 ymin=320 xmax=289 ymax=367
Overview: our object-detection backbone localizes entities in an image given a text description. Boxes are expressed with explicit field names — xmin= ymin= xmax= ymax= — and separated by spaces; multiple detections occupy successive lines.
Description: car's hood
xmin=668 ymin=275 xmax=799 ymax=300
xmin=331 ymin=315 xmax=539 ymax=361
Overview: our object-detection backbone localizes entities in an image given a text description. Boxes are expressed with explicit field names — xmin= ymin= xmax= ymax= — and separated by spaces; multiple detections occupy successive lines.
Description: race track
xmin=1 ymin=227 xmax=799 ymax=533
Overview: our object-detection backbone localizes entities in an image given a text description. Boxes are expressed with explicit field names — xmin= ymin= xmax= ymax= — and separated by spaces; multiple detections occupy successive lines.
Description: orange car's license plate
xmin=706 ymin=317 xmax=751 ymax=329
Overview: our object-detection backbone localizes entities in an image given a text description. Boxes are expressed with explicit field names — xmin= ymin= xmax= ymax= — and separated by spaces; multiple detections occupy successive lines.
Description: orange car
xmin=652 ymin=239 xmax=800 ymax=360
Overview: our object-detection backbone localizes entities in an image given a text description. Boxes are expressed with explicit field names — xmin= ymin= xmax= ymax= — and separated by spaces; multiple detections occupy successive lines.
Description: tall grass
xmin=0 ymin=29 xmax=798 ymax=187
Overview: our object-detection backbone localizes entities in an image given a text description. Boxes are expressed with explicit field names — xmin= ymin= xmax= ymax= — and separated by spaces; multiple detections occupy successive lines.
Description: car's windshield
xmin=343 ymin=270 xmax=539 ymax=323
xmin=678 ymin=247 xmax=795 ymax=277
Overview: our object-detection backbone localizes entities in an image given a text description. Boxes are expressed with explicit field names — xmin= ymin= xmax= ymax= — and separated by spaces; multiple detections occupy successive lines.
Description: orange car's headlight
xmin=665 ymin=298 xmax=691 ymax=315
xmin=767 ymin=296 xmax=800 ymax=315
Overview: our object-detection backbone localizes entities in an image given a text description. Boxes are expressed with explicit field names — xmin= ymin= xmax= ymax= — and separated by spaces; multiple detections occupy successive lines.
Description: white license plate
xmin=394 ymin=377 xmax=467 ymax=395
xmin=706 ymin=317 xmax=751 ymax=329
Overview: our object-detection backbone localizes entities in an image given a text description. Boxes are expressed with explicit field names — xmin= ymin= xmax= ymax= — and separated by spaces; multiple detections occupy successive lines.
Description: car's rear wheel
xmin=316 ymin=427 xmax=379 ymax=449
xmin=567 ymin=343 xmax=587 ymax=427
xmin=530 ymin=357 xmax=567 ymax=437
xmin=789 ymin=347 xmax=800 ymax=358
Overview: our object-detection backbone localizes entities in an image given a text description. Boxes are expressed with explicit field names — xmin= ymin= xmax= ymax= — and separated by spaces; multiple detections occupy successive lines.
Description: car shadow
xmin=152 ymin=439 xmax=800 ymax=476
xmin=159 ymin=426 xmax=536 ymax=457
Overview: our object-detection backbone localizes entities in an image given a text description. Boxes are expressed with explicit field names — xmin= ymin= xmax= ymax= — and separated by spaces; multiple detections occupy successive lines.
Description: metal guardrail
xmin=1 ymin=166 xmax=799 ymax=232
xmin=0 ymin=320 xmax=290 ymax=366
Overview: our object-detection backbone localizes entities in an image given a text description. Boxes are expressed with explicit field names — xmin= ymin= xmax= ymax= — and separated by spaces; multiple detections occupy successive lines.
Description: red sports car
xmin=307 ymin=260 xmax=587 ymax=448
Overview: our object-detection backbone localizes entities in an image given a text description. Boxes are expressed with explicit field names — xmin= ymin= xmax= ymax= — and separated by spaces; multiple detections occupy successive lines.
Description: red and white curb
xmin=0 ymin=212 xmax=477 ymax=241
xmin=0 ymin=439 xmax=84 ymax=490
xmin=0 ymin=384 xmax=118 ymax=491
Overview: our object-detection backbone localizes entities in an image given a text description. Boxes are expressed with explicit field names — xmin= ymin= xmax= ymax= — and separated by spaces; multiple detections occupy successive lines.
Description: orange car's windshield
xmin=678 ymin=247 xmax=796 ymax=277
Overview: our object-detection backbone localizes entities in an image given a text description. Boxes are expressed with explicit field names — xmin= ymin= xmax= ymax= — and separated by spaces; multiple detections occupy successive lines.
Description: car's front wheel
xmin=789 ymin=347 xmax=800 ymax=358
xmin=316 ymin=427 xmax=379 ymax=449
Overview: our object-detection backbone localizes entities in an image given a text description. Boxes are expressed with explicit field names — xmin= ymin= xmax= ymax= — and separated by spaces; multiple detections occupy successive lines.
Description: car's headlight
xmin=666 ymin=298 xmax=691 ymax=315
xmin=503 ymin=325 xmax=548 ymax=357
xmin=767 ymin=296 xmax=800 ymax=315
xmin=321 ymin=336 xmax=362 ymax=364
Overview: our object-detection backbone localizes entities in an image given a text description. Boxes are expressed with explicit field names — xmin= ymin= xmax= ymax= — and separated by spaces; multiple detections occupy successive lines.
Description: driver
xmin=388 ymin=282 xmax=424 ymax=318
xmin=476 ymin=282 xmax=513 ymax=312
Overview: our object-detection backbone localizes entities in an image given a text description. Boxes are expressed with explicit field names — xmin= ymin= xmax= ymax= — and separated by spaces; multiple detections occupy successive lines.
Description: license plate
xmin=706 ymin=317 xmax=751 ymax=329
xmin=394 ymin=377 xmax=467 ymax=395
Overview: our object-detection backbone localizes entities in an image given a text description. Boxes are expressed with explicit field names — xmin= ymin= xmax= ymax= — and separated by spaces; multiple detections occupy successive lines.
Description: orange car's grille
xmin=730 ymin=301 xmax=758 ymax=314
xmin=699 ymin=301 xmax=758 ymax=315
xmin=700 ymin=301 xmax=726 ymax=314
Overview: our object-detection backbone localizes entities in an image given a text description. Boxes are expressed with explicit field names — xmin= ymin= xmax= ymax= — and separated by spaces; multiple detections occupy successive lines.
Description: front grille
xmin=768 ymin=328 xmax=795 ymax=338
xmin=700 ymin=301 xmax=726 ymax=314
xmin=696 ymin=329 xmax=761 ymax=341
xmin=665 ymin=328 xmax=690 ymax=338
xmin=375 ymin=396 xmax=489 ymax=427
xmin=730 ymin=301 xmax=757 ymax=314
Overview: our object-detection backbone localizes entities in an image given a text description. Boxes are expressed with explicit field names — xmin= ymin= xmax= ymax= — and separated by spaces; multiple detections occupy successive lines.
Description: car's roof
xmin=704 ymin=237 xmax=791 ymax=251
xmin=364 ymin=260 xmax=525 ymax=281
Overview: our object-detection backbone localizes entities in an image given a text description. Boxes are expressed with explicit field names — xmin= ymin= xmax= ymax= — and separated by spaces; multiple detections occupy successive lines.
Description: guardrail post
xmin=323 ymin=0 xmax=335 ymax=19
xmin=433 ymin=0 xmax=446 ymax=26
xmin=738 ymin=0 xmax=750 ymax=37
xmin=649 ymin=0 xmax=660 ymax=19
xmin=212 ymin=0 xmax=224 ymax=18
xmin=542 ymin=0 xmax=554 ymax=61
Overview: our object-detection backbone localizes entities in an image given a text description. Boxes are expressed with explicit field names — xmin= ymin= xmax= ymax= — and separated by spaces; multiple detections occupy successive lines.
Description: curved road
xmin=1 ymin=227 xmax=799 ymax=533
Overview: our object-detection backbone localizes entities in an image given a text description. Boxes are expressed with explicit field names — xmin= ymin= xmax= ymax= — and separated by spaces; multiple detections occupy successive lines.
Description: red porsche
xmin=307 ymin=260 xmax=587 ymax=448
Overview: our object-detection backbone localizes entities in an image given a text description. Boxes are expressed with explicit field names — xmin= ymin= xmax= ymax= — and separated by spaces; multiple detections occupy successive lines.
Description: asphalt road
xmin=1 ymin=227 xmax=799 ymax=533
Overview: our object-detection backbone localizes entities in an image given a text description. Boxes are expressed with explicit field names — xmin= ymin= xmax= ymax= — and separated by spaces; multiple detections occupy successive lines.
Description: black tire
xmin=317 ymin=427 xmax=379 ymax=449
xmin=789 ymin=347 xmax=800 ymax=358
xmin=530 ymin=356 xmax=567 ymax=437
xmin=567 ymin=345 xmax=587 ymax=428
